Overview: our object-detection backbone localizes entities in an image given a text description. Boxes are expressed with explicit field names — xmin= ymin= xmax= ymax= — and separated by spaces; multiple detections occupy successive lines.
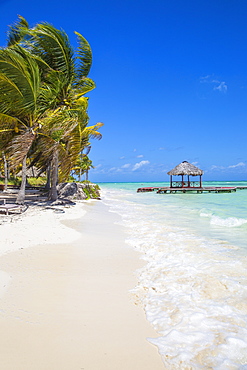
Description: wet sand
xmin=0 ymin=201 xmax=164 ymax=369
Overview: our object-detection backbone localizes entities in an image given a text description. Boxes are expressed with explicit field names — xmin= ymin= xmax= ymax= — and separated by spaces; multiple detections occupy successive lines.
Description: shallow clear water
xmin=99 ymin=181 xmax=247 ymax=369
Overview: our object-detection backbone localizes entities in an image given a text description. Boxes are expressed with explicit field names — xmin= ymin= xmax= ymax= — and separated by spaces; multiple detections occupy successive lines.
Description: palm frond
xmin=0 ymin=47 xmax=41 ymax=116
xmin=7 ymin=15 xmax=29 ymax=46
xmin=83 ymin=122 xmax=104 ymax=140
xmin=74 ymin=31 xmax=92 ymax=79
xmin=27 ymin=23 xmax=74 ymax=83
xmin=74 ymin=77 xmax=96 ymax=97
xmin=7 ymin=131 xmax=36 ymax=167
xmin=0 ymin=112 xmax=24 ymax=131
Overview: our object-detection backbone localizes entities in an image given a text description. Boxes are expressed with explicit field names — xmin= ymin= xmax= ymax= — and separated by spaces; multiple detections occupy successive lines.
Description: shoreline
xmin=0 ymin=200 xmax=164 ymax=369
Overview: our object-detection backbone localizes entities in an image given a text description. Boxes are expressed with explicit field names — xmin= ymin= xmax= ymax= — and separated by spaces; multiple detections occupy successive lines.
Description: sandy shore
xmin=0 ymin=200 xmax=164 ymax=369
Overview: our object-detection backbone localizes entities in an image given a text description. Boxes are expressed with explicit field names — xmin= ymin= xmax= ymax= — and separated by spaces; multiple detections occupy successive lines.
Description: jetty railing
xmin=172 ymin=181 xmax=200 ymax=188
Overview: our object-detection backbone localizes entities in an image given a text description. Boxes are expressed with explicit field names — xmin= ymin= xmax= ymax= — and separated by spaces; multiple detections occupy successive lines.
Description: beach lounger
xmin=0 ymin=200 xmax=22 ymax=215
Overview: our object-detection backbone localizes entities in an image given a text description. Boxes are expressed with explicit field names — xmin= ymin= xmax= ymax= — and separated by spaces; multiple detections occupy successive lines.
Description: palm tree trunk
xmin=45 ymin=165 xmax=51 ymax=190
xmin=2 ymin=152 xmax=8 ymax=192
xmin=79 ymin=152 xmax=82 ymax=182
xmin=48 ymin=149 xmax=58 ymax=201
xmin=16 ymin=155 xmax=27 ymax=204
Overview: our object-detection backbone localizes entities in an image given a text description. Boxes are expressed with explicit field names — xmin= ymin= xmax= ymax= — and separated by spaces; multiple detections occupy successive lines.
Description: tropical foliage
xmin=0 ymin=16 xmax=102 ymax=203
xmin=72 ymin=155 xmax=95 ymax=181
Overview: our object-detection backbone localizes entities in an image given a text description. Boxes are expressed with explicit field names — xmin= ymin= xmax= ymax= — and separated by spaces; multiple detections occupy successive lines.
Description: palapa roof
xmin=17 ymin=167 xmax=46 ymax=177
xmin=167 ymin=161 xmax=204 ymax=176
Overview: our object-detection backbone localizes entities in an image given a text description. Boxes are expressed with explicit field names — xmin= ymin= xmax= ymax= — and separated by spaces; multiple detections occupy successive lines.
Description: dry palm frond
xmin=7 ymin=131 xmax=36 ymax=167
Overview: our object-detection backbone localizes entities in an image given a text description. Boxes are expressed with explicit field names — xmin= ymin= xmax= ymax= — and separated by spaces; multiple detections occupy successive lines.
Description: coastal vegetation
xmin=0 ymin=16 xmax=102 ymax=203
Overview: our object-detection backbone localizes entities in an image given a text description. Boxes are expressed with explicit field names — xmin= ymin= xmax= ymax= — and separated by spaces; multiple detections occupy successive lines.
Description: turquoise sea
xmin=99 ymin=181 xmax=247 ymax=369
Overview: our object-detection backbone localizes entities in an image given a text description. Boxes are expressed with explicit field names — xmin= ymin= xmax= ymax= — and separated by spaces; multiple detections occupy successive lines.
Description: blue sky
xmin=0 ymin=0 xmax=247 ymax=182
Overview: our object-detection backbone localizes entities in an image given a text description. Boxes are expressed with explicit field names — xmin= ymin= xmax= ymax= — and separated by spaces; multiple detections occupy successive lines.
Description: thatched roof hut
xmin=17 ymin=166 xmax=46 ymax=178
xmin=167 ymin=161 xmax=204 ymax=188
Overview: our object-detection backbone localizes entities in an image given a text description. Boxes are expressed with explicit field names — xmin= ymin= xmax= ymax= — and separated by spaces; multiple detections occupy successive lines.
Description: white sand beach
xmin=0 ymin=200 xmax=164 ymax=369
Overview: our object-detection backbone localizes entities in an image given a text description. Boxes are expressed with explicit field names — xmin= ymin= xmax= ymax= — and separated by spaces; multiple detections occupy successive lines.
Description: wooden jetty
xmin=136 ymin=187 xmax=160 ymax=193
xmin=156 ymin=187 xmax=237 ymax=194
xmin=137 ymin=186 xmax=238 ymax=194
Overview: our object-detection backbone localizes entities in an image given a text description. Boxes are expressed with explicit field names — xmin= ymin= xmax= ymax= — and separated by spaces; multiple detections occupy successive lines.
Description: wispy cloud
xmin=228 ymin=162 xmax=245 ymax=168
xmin=121 ymin=163 xmax=131 ymax=169
xmin=200 ymin=75 xmax=227 ymax=93
xmin=210 ymin=162 xmax=246 ymax=171
xmin=210 ymin=165 xmax=225 ymax=170
xmin=137 ymin=154 xmax=144 ymax=158
xmin=132 ymin=160 xmax=150 ymax=171
xmin=213 ymin=81 xmax=227 ymax=93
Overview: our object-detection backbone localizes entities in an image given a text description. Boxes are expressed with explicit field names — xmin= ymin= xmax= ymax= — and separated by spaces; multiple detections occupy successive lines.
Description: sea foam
xmin=101 ymin=186 xmax=247 ymax=369
xmin=210 ymin=216 xmax=247 ymax=228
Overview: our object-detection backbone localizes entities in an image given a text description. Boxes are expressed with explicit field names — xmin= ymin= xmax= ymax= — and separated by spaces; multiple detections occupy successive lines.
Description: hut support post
xmin=200 ymin=175 xmax=202 ymax=188
xmin=188 ymin=175 xmax=190 ymax=188
xmin=182 ymin=174 xmax=184 ymax=188
xmin=170 ymin=175 xmax=172 ymax=188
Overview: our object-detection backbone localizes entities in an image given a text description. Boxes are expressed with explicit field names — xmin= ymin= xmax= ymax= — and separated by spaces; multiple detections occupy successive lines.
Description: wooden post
xmin=200 ymin=175 xmax=202 ymax=188
xmin=182 ymin=174 xmax=184 ymax=187
xmin=170 ymin=175 xmax=172 ymax=188
xmin=188 ymin=175 xmax=190 ymax=188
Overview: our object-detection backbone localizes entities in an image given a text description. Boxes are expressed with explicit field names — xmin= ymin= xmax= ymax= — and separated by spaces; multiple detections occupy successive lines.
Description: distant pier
xmin=137 ymin=186 xmax=246 ymax=194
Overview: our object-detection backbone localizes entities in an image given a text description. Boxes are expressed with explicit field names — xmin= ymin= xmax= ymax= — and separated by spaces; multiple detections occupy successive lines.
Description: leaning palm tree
xmin=1 ymin=17 xmax=103 ymax=201
xmin=0 ymin=45 xmax=49 ymax=203
xmin=32 ymin=108 xmax=103 ymax=200
xmin=7 ymin=17 xmax=100 ymax=201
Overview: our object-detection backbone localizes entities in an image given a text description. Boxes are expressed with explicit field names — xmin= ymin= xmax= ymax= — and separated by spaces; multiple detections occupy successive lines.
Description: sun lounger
xmin=0 ymin=202 xmax=22 ymax=215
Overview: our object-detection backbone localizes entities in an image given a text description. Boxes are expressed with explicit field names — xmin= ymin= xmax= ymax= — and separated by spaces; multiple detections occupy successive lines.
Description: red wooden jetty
xmin=137 ymin=187 xmax=160 ymax=192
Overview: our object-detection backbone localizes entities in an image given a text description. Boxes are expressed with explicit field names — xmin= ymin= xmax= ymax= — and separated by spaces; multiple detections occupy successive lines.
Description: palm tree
xmin=0 ymin=45 xmax=48 ymax=203
xmin=1 ymin=17 xmax=103 ymax=202
xmin=32 ymin=114 xmax=103 ymax=200
xmin=9 ymin=18 xmax=100 ymax=201
xmin=73 ymin=155 xmax=94 ymax=181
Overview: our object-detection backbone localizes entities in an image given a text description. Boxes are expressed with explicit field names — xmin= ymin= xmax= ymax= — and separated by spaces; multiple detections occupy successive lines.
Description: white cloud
xmin=200 ymin=75 xmax=227 ymax=93
xmin=137 ymin=154 xmax=144 ymax=158
xmin=210 ymin=162 xmax=246 ymax=172
xmin=228 ymin=162 xmax=245 ymax=168
xmin=210 ymin=165 xmax=225 ymax=170
xmin=121 ymin=163 xmax=131 ymax=169
xmin=120 ymin=156 xmax=125 ymax=160
xmin=132 ymin=160 xmax=150 ymax=171
xmin=214 ymin=81 xmax=227 ymax=93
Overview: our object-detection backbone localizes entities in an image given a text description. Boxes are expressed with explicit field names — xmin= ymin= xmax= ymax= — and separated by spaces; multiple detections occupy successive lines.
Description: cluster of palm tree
xmin=0 ymin=16 xmax=103 ymax=203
